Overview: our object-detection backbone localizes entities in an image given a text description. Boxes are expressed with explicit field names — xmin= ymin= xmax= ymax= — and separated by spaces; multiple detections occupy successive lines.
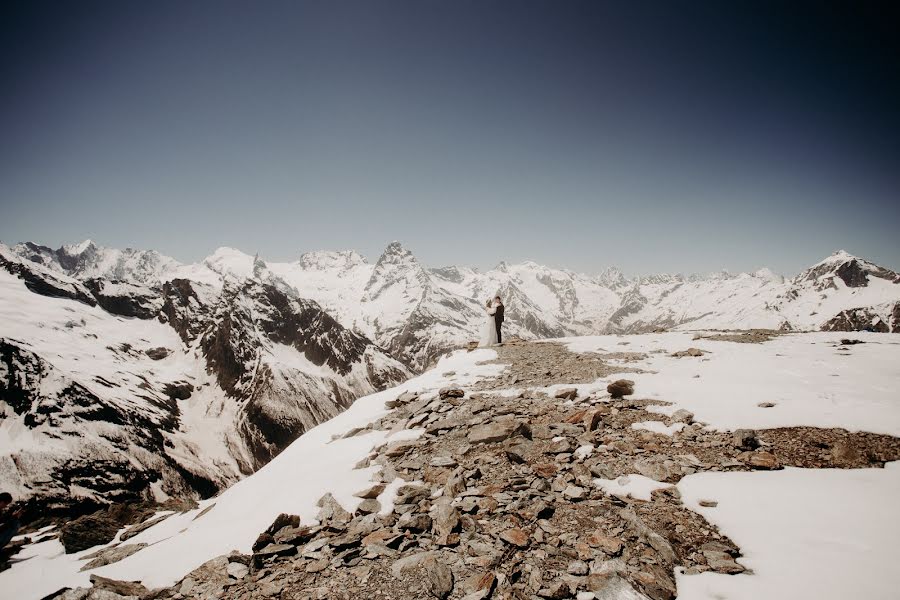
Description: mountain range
xmin=1 ymin=238 xmax=898 ymax=511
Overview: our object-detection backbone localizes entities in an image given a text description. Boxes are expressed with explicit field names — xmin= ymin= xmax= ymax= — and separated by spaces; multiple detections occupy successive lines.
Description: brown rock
xmin=607 ymin=379 xmax=635 ymax=399
xmin=555 ymin=388 xmax=578 ymax=400
xmin=88 ymin=575 xmax=149 ymax=597
xmin=423 ymin=555 xmax=455 ymax=598
xmin=831 ymin=440 xmax=863 ymax=465
xmin=468 ymin=419 xmax=529 ymax=444
xmin=499 ymin=528 xmax=530 ymax=548
xmin=532 ymin=463 xmax=558 ymax=478
xmin=354 ymin=483 xmax=386 ymax=499
xmin=749 ymin=451 xmax=779 ymax=469
xmin=586 ymin=532 xmax=623 ymax=556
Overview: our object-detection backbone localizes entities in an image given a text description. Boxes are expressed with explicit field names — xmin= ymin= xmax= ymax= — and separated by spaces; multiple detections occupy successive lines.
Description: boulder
xmin=555 ymin=388 xmax=578 ymax=400
xmin=732 ymin=429 xmax=760 ymax=450
xmin=606 ymin=380 xmax=634 ymax=399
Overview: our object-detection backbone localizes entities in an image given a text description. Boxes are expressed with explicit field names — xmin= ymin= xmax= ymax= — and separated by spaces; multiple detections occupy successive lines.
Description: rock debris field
xmin=21 ymin=333 xmax=900 ymax=600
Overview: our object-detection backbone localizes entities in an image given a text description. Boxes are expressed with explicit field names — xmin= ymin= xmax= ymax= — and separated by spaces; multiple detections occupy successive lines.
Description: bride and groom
xmin=478 ymin=296 xmax=504 ymax=347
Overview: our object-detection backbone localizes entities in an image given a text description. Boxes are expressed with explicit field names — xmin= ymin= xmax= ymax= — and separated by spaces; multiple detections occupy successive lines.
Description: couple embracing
xmin=478 ymin=296 xmax=504 ymax=347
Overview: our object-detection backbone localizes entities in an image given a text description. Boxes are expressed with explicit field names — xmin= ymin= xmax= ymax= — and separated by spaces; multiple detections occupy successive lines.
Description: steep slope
xmin=0 ymin=246 xmax=410 ymax=510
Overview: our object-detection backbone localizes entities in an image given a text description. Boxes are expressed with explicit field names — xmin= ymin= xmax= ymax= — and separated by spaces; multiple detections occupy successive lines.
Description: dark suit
xmin=493 ymin=303 xmax=504 ymax=343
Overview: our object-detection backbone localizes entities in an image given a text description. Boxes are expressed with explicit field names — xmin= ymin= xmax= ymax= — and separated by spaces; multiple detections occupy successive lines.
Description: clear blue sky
xmin=1 ymin=1 xmax=898 ymax=275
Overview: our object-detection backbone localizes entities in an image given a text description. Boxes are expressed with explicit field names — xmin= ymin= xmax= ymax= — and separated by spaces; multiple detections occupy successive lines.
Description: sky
xmin=1 ymin=0 xmax=898 ymax=276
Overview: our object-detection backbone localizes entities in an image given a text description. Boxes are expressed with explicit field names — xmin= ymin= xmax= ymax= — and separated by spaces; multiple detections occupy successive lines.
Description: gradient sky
xmin=2 ymin=1 xmax=898 ymax=276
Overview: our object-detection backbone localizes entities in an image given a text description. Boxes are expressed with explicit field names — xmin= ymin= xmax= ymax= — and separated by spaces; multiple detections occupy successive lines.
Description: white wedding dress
xmin=478 ymin=303 xmax=499 ymax=347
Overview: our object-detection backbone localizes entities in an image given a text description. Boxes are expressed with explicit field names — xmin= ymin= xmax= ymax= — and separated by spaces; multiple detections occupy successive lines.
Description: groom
xmin=493 ymin=296 xmax=504 ymax=344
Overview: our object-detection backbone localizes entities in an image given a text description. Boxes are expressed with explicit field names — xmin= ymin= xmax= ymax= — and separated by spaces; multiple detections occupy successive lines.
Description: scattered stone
xmin=227 ymin=561 xmax=249 ymax=579
xmin=748 ymin=451 xmax=779 ymax=470
xmin=732 ymin=429 xmax=760 ymax=450
xmin=831 ymin=440 xmax=863 ymax=465
xmin=607 ymin=379 xmax=635 ymax=399
xmin=555 ymin=387 xmax=578 ymax=400
xmin=88 ymin=575 xmax=149 ymax=597
xmin=757 ymin=402 xmax=776 ymax=408
xmin=80 ymin=543 xmax=148 ymax=570
xmin=468 ymin=419 xmax=530 ymax=444
xmin=354 ymin=484 xmax=386 ymax=499
xmin=669 ymin=409 xmax=694 ymax=424
xmin=255 ymin=543 xmax=297 ymax=558
xmin=145 ymin=346 xmax=171 ymax=360
xmin=671 ymin=348 xmax=707 ymax=358
xmin=439 ymin=387 xmax=465 ymax=399
xmin=423 ymin=555 xmax=455 ymax=598
xmin=500 ymin=528 xmax=530 ymax=547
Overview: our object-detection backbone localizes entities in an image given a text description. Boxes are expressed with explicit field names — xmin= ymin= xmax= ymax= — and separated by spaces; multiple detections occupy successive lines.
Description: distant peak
xmin=375 ymin=241 xmax=417 ymax=265
xmin=815 ymin=249 xmax=860 ymax=266
xmin=383 ymin=241 xmax=408 ymax=255
xmin=298 ymin=249 xmax=367 ymax=269
xmin=62 ymin=239 xmax=96 ymax=255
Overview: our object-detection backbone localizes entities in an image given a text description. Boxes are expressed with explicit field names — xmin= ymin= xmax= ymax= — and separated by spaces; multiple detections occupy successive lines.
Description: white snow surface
xmin=564 ymin=331 xmax=900 ymax=436
xmin=0 ymin=349 xmax=504 ymax=599
xmin=594 ymin=474 xmax=673 ymax=501
xmin=676 ymin=463 xmax=900 ymax=600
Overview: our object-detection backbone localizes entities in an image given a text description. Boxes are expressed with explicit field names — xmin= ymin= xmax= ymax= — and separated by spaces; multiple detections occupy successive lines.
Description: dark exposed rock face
xmin=159 ymin=278 xmax=214 ymax=343
xmin=0 ymin=253 xmax=97 ymax=306
xmin=821 ymin=308 xmax=891 ymax=333
xmin=60 ymin=505 xmax=154 ymax=553
xmin=83 ymin=278 xmax=162 ymax=319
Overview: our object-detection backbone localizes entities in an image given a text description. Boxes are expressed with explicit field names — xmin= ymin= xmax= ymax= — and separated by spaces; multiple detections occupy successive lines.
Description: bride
xmin=478 ymin=298 xmax=499 ymax=347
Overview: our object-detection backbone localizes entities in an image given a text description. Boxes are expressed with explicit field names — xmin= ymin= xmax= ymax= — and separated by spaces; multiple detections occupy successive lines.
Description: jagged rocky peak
xmin=297 ymin=249 xmax=367 ymax=270
xmin=430 ymin=265 xmax=476 ymax=284
xmin=596 ymin=265 xmax=628 ymax=289
xmin=640 ymin=272 xmax=684 ymax=285
xmin=797 ymin=250 xmax=899 ymax=288
xmin=364 ymin=241 xmax=429 ymax=297
xmin=12 ymin=239 xmax=179 ymax=284
xmin=375 ymin=240 xmax=418 ymax=266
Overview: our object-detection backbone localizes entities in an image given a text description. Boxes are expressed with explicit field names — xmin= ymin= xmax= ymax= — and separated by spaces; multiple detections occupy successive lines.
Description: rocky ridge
xmin=54 ymin=339 xmax=900 ymax=600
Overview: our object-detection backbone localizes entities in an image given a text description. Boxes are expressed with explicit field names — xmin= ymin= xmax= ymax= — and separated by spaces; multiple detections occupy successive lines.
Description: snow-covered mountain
xmin=0 ymin=245 xmax=410 ymax=511
xmin=5 ymin=240 xmax=899 ymax=372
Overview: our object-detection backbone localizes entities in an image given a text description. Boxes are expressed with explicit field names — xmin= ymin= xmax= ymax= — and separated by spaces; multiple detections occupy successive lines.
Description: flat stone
xmin=255 ymin=543 xmax=297 ymax=557
xmin=424 ymin=555 xmax=455 ymax=598
xmin=468 ymin=419 xmax=528 ymax=444
xmin=586 ymin=532 xmax=622 ymax=556
xmin=499 ymin=528 xmax=530 ymax=547
xmin=354 ymin=484 xmax=386 ymax=499
xmin=749 ymin=451 xmax=779 ymax=469
xmin=555 ymin=388 xmax=578 ymax=400
xmin=563 ymin=485 xmax=586 ymax=500
xmin=227 ymin=561 xmax=249 ymax=579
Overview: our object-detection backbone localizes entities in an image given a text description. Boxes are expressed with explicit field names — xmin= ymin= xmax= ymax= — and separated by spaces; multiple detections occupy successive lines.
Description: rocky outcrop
xmin=821 ymin=307 xmax=891 ymax=333
xmin=83 ymin=278 xmax=162 ymax=319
